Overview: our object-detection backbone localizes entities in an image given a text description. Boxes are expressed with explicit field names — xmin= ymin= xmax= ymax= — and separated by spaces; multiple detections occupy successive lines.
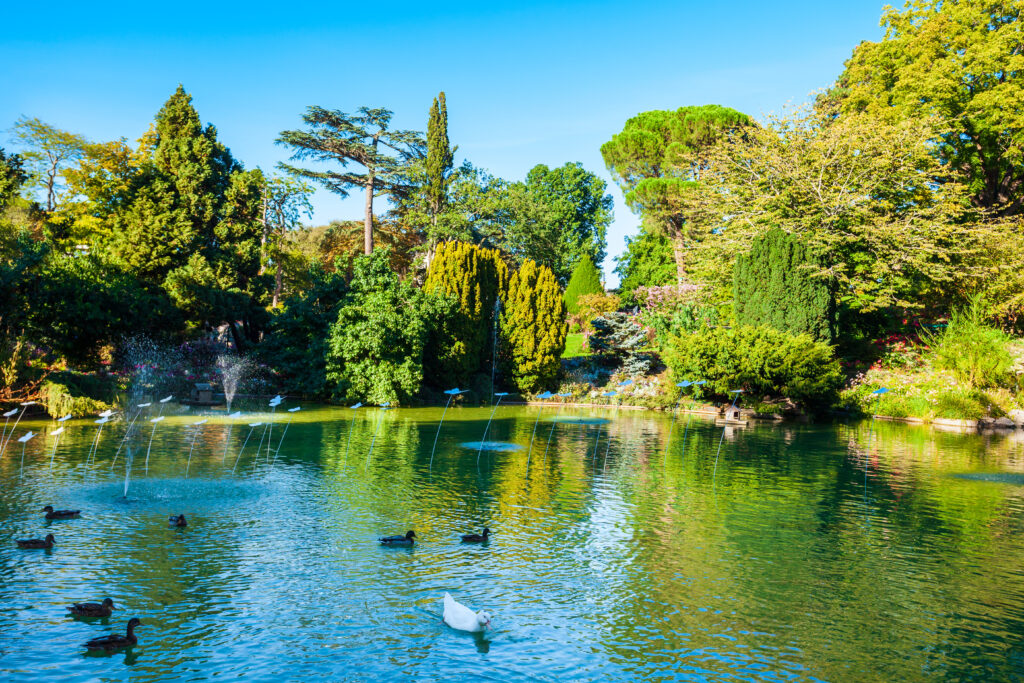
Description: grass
xmin=563 ymin=333 xmax=587 ymax=358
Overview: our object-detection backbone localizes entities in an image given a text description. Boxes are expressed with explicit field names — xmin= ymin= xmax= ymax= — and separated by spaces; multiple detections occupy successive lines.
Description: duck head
xmin=45 ymin=534 xmax=55 ymax=543
xmin=126 ymin=617 xmax=142 ymax=631
xmin=102 ymin=598 xmax=116 ymax=610
xmin=481 ymin=528 xmax=491 ymax=538
xmin=405 ymin=530 xmax=417 ymax=540
xmin=42 ymin=505 xmax=54 ymax=513
xmin=476 ymin=610 xmax=493 ymax=629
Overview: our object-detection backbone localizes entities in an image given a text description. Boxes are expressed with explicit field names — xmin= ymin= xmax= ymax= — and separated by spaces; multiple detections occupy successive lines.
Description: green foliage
xmin=0 ymin=147 xmax=28 ymax=211
xmin=563 ymin=255 xmax=603 ymax=314
xmin=519 ymin=162 xmax=612 ymax=283
xmin=662 ymin=325 xmax=843 ymax=406
xmin=423 ymin=241 xmax=508 ymax=387
xmin=924 ymin=299 xmax=1014 ymax=389
xmin=278 ymin=106 xmax=425 ymax=254
xmin=38 ymin=380 xmax=111 ymax=418
xmin=573 ymin=292 xmax=620 ymax=333
xmin=326 ymin=249 xmax=432 ymax=404
xmin=733 ymin=228 xmax=836 ymax=343
xmin=832 ymin=0 xmax=1024 ymax=217
xmin=615 ymin=227 xmax=675 ymax=307
xmin=260 ymin=262 xmax=349 ymax=397
xmin=500 ymin=259 xmax=568 ymax=392
xmin=589 ymin=312 xmax=651 ymax=375
xmin=426 ymin=92 xmax=454 ymax=223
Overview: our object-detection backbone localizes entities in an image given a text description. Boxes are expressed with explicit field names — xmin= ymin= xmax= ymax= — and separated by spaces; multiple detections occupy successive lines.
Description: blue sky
xmin=1 ymin=1 xmax=885 ymax=285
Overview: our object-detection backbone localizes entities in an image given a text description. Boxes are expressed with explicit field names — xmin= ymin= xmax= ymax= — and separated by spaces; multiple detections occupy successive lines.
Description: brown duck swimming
xmin=43 ymin=505 xmax=81 ymax=520
xmin=68 ymin=598 xmax=116 ymax=617
xmin=460 ymin=528 xmax=491 ymax=543
xmin=16 ymin=533 xmax=54 ymax=549
xmin=83 ymin=618 xmax=142 ymax=650
xmin=169 ymin=514 xmax=187 ymax=527
xmin=379 ymin=530 xmax=416 ymax=546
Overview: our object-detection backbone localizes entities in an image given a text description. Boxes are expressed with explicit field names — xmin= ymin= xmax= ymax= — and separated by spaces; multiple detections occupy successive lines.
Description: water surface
xmin=2 ymin=402 xmax=1024 ymax=681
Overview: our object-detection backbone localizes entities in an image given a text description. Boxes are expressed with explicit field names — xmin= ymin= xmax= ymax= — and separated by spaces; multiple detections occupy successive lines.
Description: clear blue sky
xmin=1 ymin=0 xmax=885 ymax=285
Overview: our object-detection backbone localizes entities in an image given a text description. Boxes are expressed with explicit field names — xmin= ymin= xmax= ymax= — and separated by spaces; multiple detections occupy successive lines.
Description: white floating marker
xmin=58 ymin=414 xmax=72 ymax=422
xmin=159 ymin=395 xmax=174 ymax=404
xmin=3 ymin=408 xmax=18 ymax=417
xmin=17 ymin=431 xmax=35 ymax=442
xmin=444 ymin=388 xmax=464 ymax=395
xmin=137 ymin=402 xmax=152 ymax=408
xmin=95 ymin=417 xmax=110 ymax=425
xmin=350 ymin=402 xmax=362 ymax=410
xmin=99 ymin=409 xmax=115 ymax=418
xmin=150 ymin=416 xmax=165 ymax=423
xmin=51 ymin=427 xmax=65 ymax=437
xmin=287 ymin=407 xmax=301 ymax=413
xmin=248 ymin=422 xmax=262 ymax=427
xmin=228 ymin=411 xmax=242 ymax=419
xmin=193 ymin=419 xmax=208 ymax=425
xmin=494 ymin=392 xmax=510 ymax=397
xmin=20 ymin=401 xmax=36 ymax=406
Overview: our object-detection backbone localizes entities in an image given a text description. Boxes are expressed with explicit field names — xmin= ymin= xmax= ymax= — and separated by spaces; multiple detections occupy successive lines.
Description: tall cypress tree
xmin=563 ymin=255 xmax=604 ymax=315
xmin=501 ymin=259 xmax=568 ymax=392
xmin=425 ymin=92 xmax=454 ymax=226
xmin=423 ymin=241 xmax=507 ymax=385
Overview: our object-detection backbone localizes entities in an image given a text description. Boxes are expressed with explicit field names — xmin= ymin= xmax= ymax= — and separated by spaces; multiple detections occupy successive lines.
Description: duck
xmin=460 ymin=528 xmax=491 ymax=543
xmin=43 ymin=505 xmax=81 ymax=520
xmin=442 ymin=592 xmax=492 ymax=632
xmin=16 ymin=534 xmax=54 ymax=549
xmin=168 ymin=514 xmax=187 ymax=528
xmin=83 ymin=618 xmax=142 ymax=651
xmin=67 ymin=598 xmax=116 ymax=617
xmin=379 ymin=530 xmax=416 ymax=546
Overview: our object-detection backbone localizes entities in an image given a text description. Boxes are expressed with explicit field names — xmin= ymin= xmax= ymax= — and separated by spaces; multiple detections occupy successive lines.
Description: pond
xmin=2 ymin=402 xmax=1024 ymax=681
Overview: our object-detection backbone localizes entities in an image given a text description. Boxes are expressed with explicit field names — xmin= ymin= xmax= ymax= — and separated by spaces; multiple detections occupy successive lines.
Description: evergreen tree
xmin=500 ymin=259 xmax=568 ymax=392
xmin=615 ymin=227 xmax=676 ymax=307
xmin=425 ymin=92 xmax=454 ymax=226
xmin=563 ymin=255 xmax=603 ymax=315
xmin=733 ymin=228 xmax=836 ymax=343
xmin=278 ymin=106 xmax=425 ymax=254
xmin=423 ymin=241 xmax=508 ymax=386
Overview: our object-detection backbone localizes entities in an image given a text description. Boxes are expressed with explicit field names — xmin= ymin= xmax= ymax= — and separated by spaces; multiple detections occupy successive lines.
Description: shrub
xmin=325 ymin=250 xmax=431 ymax=404
xmin=501 ymin=259 xmax=568 ymax=392
xmin=733 ymin=228 xmax=836 ymax=343
xmin=925 ymin=298 xmax=1014 ymax=388
xmin=589 ymin=312 xmax=652 ymax=375
xmin=574 ymin=292 xmax=620 ymax=332
xmin=662 ymin=325 xmax=843 ymax=406
xmin=259 ymin=262 xmax=349 ymax=397
xmin=39 ymin=381 xmax=111 ymax=418
xmin=563 ymin=255 xmax=603 ymax=315
xmin=423 ymin=241 xmax=508 ymax=386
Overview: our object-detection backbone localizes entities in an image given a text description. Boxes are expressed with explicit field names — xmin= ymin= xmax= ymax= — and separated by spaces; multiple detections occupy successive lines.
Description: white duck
xmin=442 ymin=592 xmax=492 ymax=632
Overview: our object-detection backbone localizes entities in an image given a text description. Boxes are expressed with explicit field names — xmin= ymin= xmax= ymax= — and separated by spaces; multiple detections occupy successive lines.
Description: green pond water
xmin=2 ymin=402 xmax=1024 ymax=681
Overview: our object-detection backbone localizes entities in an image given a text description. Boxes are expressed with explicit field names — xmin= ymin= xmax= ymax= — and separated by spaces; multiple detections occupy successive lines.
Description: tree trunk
xmin=364 ymin=177 xmax=374 ymax=255
xmin=258 ymin=189 xmax=269 ymax=275
xmin=273 ymin=262 xmax=283 ymax=308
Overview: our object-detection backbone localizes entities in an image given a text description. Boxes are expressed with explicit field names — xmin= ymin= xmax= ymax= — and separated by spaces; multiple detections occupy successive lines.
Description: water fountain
xmin=592 ymin=391 xmax=616 ymax=464
xmin=475 ymin=392 xmax=510 ymax=464
xmin=526 ymin=391 xmax=554 ymax=466
xmin=218 ymin=355 xmax=253 ymax=414
xmin=430 ymin=388 xmax=465 ymax=468
xmin=221 ymin=411 xmax=243 ymax=463
xmin=86 ymin=411 xmax=114 ymax=467
xmin=264 ymin=395 xmax=283 ymax=462
xmin=713 ymin=389 xmax=744 ymax=481
xmin=17 ymin=431 xmax=35 ymax=476
xmin=364 ymin=403 xmax=391 ymax=470
xmin=343 ymin=403 xmax=363 ymax=463
xmin=185 ymin=419 xmax=208 ymax=478
xmin=270 ymin=406 xmax=301 ymax=468
xmin=113 ymin=402 xmax=151 ymax=467
xmin=0 ymin=401 xmax=35 ymax=458
xmin=542 ymin=392 xmax=573 ymax=464
xmin=1 ymin=407 xmax=17 ymax=451
xmin=48 ymin=426 xmax=65 ymax=470
xmin=144 ymin=415 xmax=165 ymax=473
xmin=232 ymin=423 xmax=261 ymax=474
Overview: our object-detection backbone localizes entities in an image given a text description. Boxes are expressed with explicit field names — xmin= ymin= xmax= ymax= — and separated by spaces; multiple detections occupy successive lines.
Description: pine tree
xmin=426 ymin=92 xmax=454 ymax=226
xmin=500 ymin=259 xmax=568 ymax=392
xmin=733 ymin=228 xmax=836 ymax=342
xmin=423 ymin=241 xmax=508 ymax=386
xmin=563 ymin=255 xmax=603 ymax=315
